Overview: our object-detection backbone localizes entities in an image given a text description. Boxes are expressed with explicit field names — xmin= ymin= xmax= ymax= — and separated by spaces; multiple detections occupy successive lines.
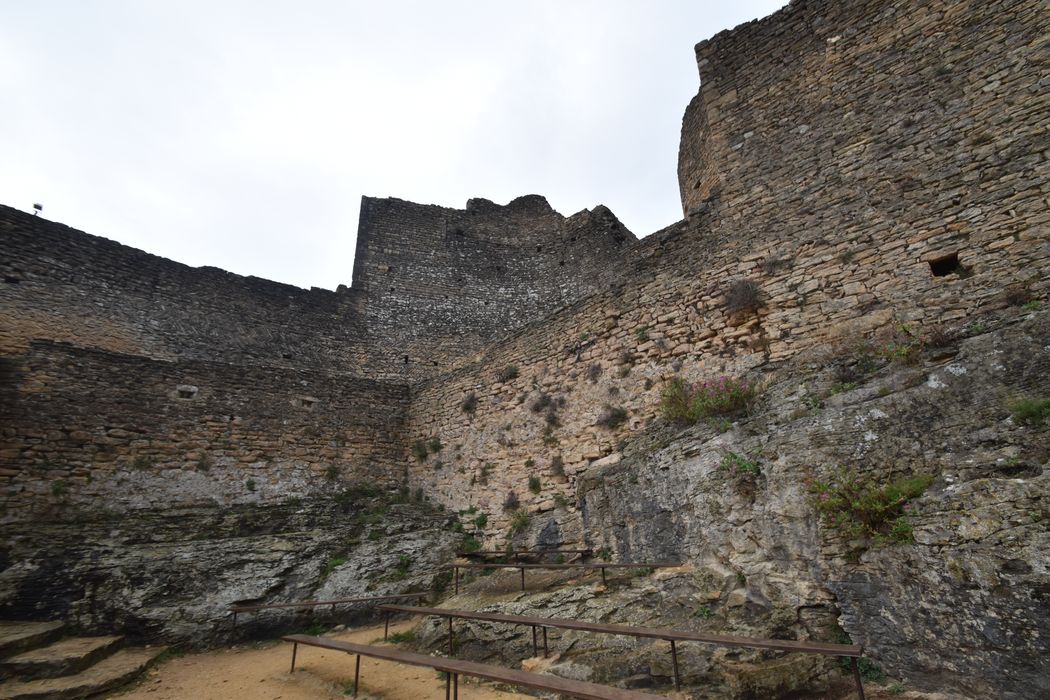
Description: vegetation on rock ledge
xmin=660 ymin=376 xmax=757 ymax=423
xmin=807 ymin=469 xmax=932 ymax=544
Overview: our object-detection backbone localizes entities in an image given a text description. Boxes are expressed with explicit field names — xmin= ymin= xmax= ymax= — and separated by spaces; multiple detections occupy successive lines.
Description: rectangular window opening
xmin=929 ymin=253 xmax=962 ymax=277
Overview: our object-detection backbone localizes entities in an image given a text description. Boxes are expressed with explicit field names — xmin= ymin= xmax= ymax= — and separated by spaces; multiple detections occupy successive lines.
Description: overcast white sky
xmin=1 ymin=1 xmax=786 ymax=290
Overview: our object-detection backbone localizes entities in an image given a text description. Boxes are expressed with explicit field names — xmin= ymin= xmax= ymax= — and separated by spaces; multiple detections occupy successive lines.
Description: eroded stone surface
xmin=0 ymin=497 xmax=460 ymax=646
xmin=0 ymin=647 xmax=165 ymax=700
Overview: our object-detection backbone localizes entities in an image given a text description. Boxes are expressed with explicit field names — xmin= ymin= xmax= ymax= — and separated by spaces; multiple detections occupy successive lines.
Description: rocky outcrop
xmin=574 ymin=308 xmax=1049 ymax=699
xmin=0 ymin=493 xmax=461 ymax=647
xmin=429 ymin=308 xmax=1048 ymax=698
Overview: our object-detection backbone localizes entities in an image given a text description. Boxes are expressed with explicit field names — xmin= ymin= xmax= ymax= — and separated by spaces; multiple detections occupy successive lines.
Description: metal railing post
xmin=851 ymin=657 xmax=866 ymax=700
xmin=670 ymin=639 xmax=680 ymax=691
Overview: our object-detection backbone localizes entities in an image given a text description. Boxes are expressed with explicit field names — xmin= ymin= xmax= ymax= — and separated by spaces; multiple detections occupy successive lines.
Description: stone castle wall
xmin=0 ymin=342 xmax=409 ymax=523
xmin=404 ymin=0 xmax=1049 ymax=533
xmin=0 ymin=204 xmax=371 ymax=373
xmin=0 ymin=194 xmax=636 ymax=521
xmin=351 ymin=195 xmax=636 ymax=380
xmin=0 ymin=0 xmax=1047 ymax=685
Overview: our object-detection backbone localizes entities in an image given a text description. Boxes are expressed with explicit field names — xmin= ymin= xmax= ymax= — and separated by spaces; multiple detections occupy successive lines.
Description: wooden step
xmin=0 ymin=624 xmax=64 ymax=660
xmin=0 ymin=646 xmax=165 ymax=700
xmin=1 ymin=637 xmax=123 ymax=681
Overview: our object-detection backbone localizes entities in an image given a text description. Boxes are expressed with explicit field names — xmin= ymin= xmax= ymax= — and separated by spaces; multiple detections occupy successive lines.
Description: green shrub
xmin=1021 ymin=299 xmax=1042 ymax=311
xmin=807 ymin=470 xmax=932 ymax=543
xmin=596 ymin=405 xmax=628 ymax=429
xmin=51 ymin=480 xmax=68 ymax=498
xmin=473 ymin=512 xmax=488 ymax=528
xmin=245 ymin=479 xmax=256 ymax=492
xmin=461 ymin=391 xmax=478 ymax=414
xmin=1009 ymin=397 xmax=1050 ymax=426
xmin=386 ymin=630 xmax=415 ymax=644
xmin=660 ymin=376 xmax=757 ymax=423
xmin=320 ymin=556 xmax=347 ymax=581
xmin=508 ymin=509 xmax=530 ymax=534
xmin=387 ymin=554 xmax=413 ymax=580
xmin=635 ymin=326 xmax=650 ymax=343
xmin=461 ymin=536 xmax=481 ymax=553
xmin=693 ymin=605 xmax=714 ymax=619
xmin=524 ymin=457 xmax=535 ymax=468
xmin=411 ymin=440 xmax=428 ymax=462
xmin=497 ymin=365 xmax=519 ymax=383
xmin=847 ymin=658 xmax=885 ymax=682
xmin=427 ymin=437 xmax=443 ymax=454
xmin=875 ymin=324 xmax=925 ymax=365
xmin=528 ymin=475 xmax=542 ymax=494
xmin=719 ymin=451 xmax=760 ymax=479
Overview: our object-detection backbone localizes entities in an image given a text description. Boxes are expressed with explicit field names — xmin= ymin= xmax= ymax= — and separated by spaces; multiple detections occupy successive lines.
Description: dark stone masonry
xmin=1 ymin=0 xmax=1047 ymax=697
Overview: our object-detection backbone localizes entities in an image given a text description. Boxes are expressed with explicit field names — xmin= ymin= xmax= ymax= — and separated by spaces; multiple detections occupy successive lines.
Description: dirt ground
xmin=111 ymin=614 xmax=934 ymax=700
xmin=113 ymin=619 xmax=529 ymax=700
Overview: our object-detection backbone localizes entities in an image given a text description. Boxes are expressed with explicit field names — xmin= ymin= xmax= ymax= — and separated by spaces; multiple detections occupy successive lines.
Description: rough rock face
xmin=574 ymin=309 xmax=1049 ymax=700
xmin=0 ymin=494 xmax=460 ymax=647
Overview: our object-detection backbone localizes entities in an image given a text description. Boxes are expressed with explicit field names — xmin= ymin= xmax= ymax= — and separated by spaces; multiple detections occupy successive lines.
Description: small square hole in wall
xmin=295 ymin=396 xmax=318 ymax=410
xmin=176 ymin=384 xmax=199 ymax=400
xmin=929 ymin=252 xmax=963 ymax=277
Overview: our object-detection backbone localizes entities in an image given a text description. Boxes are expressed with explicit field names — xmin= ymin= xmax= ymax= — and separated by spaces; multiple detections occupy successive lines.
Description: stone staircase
xmin=0 ymin=621 xmax=165 ymax=699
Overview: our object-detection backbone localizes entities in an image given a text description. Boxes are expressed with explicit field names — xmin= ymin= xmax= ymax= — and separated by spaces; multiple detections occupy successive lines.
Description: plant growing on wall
xmin=497 ymin=365 xmax=519 ymax=383
xmin=1009 ymin=397 xmax=1050 ymax=426
xmin=461 ymin=391 xmax=478 ymax=414
xmin=807 ymin=469 xmax=932 ymax=544
xmin=719 ymin=450 xmax=760 ymax=479
xmin=427 ymin=437 xmax=444 ymax=453
xmin=586 ymin=363 xmax=602 ymax=382
xmin=724 ymin=278 xmax=761 ymax=314
xmin=660 ymin=376 xmax=757 ymax=423
xmin=508 ymin=509 xmax=530 ymax=535
xmin=529 ymin=392 xmax=553 ymax=413
xmin=503 ymin=490 xmax=520 ymax=511
xmin=411 ymin=440 xmax=428 ymax=462
xmin=596 ymin=405 xmax=628 ymax=428
xmin=549 ymin=454 xmax=565 ymax=476
xmin=528 ymin=475 xmax=542 ymax=494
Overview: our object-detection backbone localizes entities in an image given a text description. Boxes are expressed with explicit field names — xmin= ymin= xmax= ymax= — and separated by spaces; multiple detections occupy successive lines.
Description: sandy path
xmin=114 ymin=619 xmax=530 ymax=700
